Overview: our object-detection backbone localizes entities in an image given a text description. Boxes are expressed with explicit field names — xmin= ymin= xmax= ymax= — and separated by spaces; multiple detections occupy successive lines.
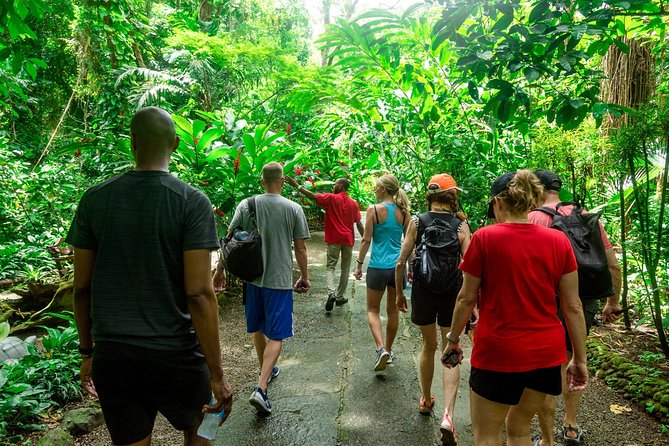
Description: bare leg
xmin=252 ymin=331 xmax=267 ymax=367
xmin=537 ymin=395 xmax=557 ymax=446
xmin=506 ymin=388 xmax=549 ymax=446
xmin=385 ymin=286 xmax=399 ymax=351
xmin=439 ymin=327 xmax=460 ymax=417
xmin=470 ymin=389 xmax=509 ymax=446
xmin=562 ymin=351 xmax=583 ymax=437
xmin=184 ymin=413 xmax=210 ymax=445
xmin=258 ymin=339 xmax=282 ymax=390
xmin=366 ymin=287 xmax=386 ymax=350
xmin=418 ymin=324 xmax=438 ymax=403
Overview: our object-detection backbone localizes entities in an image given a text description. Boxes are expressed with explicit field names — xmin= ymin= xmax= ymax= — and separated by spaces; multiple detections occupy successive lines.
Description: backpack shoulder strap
xmin=373 ymin=204 xmax=379 ymax=224
xmin=555 ymin=201 xmax=580 ymax=214
xmin=533 ymin=206 xmax=558 ymax=217
xmin=247 ymin=196 xmax=259 ymax=228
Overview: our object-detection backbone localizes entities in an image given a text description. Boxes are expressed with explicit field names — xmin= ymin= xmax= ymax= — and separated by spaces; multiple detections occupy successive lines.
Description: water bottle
xmin=197 ymin=400 xmax=225 ymax=440
xmin=233 ymin=230 xmax=249 ymax=241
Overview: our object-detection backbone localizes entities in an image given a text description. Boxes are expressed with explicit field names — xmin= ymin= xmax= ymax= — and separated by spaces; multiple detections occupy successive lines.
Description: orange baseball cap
xmin=427 ymin=173 xmax=462 ymax=194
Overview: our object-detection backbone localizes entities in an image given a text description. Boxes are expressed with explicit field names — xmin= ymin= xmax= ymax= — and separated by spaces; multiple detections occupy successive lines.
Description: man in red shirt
xmin=286 ymin=177 xmax=364 ymax=312
xmin=529 ymin=169 xmax=622 ymax=446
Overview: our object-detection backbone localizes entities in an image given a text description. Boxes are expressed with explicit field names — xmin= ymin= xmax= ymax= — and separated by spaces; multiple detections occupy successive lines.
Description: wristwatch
xmin=78 ymin=344 xmax=94 ymax=357
xmin=446 ymin=331 xmax=460 ymax=344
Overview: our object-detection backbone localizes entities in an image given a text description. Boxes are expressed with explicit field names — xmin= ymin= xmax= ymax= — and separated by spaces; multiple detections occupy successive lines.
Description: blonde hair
xmin=496 ymin=170 xmax=543 ymax=215
xmin=376 ymin=174 xmax=410 ymax=217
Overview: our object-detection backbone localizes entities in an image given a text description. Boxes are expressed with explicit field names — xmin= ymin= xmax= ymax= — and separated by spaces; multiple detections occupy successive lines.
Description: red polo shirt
xmin=315 ymin=192 xmax=361 ymax=246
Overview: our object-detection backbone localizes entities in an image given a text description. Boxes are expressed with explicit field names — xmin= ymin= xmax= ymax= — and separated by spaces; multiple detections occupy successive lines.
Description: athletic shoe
xmin=335 ymin=297 xmax=348 ymax=306
xmin=325 ymin=293 xmax=336 ymax=312
xmin=386 ymin=350 xmax=395 ymax=365
xmin=249 ymin=386 xmax=272 ymax=414
xmin=373 ymin=347 xmax=390 ymax=371
xmin=267 ymin=366 xmax=280 ymax=385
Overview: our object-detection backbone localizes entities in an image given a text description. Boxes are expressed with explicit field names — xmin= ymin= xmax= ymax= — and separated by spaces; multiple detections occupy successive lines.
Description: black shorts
xmin=560 ymin=299 xmax=599 ymax=352
xmin=410 ymin=281 xmax=460 ymax=327
xmin=469 ymin=365 xmax=562 ymax=405
xmin=92 ymin=341 xmax=211 ymax=445
xmin=366 ymin=267 xmax=400 ymax=291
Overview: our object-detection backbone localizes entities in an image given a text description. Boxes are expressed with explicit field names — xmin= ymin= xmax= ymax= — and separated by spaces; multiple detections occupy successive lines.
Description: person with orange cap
xmin=395 ymin=173 xmax=471 ymax=446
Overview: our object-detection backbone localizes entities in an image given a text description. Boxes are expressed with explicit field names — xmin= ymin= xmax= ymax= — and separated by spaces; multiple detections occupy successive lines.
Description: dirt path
xmin=74 ymin=231 xmax=665 ymax=446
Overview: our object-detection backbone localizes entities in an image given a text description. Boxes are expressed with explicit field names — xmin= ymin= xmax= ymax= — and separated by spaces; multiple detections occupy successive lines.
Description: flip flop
xmin=419 ymin=394 xmax=435 ymax=414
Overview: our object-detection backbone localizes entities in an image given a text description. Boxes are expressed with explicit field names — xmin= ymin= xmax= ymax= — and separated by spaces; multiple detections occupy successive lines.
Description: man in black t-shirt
xmin=67 ymin=107 xmax=233 ymax=445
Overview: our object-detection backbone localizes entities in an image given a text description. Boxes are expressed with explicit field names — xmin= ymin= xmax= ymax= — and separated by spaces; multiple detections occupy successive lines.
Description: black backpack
xmin=412 ymin=213 xmax=463 ymax=294
xmin=222 ymin=196 xmax=263 ymax=282
xmin=535 ymin=202 xmax=614 ymax=300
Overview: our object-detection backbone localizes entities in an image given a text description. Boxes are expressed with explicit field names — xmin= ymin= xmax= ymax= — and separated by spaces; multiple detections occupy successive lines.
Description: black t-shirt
xmin=66 ymin=171 xmax=219 ymax=350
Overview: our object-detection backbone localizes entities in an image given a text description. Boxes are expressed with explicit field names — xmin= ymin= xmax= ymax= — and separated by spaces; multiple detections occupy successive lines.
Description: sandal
xmin=531 ymin=433 xmax=542 ymax=446
xmin=440 ymin=412 xmax=458 ymax=446
xmin=419 ymin=394 xmax=435 ymax=415
xmin=563 ymin=424 xmax=585 ymax=445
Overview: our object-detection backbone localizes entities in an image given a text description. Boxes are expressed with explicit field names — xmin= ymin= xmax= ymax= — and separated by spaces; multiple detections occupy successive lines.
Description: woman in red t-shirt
xmin=442 ymin=170 xmax=588 ymax=446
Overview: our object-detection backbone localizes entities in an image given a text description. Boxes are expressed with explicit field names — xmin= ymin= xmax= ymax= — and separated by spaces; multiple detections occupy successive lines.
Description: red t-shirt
xmin=315 ymin=192 xmax=361 ymax=246
xmin=528 ymin=203 xmax=612 ymax=249
xmin=460 ymin=223 xmax=577 ymax=372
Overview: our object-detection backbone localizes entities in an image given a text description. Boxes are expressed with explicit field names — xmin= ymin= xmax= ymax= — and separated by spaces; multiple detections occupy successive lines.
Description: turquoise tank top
xmin=369 ymin=202 xmax=404 ymax=269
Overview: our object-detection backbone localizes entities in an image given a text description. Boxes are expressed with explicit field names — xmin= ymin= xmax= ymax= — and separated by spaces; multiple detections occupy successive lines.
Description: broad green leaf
xmin=172 ymin=115 xmax=193 ymax=135
xmin=25 ymin=61 xmax=37 ymax=80
xmin=468 ymin=81 xmax=479 ymax=101
xmin=0 ymin=321 xmax=9 ymax=342
xmin=529 ymin=0 xmax=550 ymax=24
xmin=242 ymin=134 xmax=257 ymax=158
xmin=198 ymin=128 xmax=224 ymax=151
xmin=491 ymin=14 xmax=513 ymax=33
xmin=192 ymin=120 xmax=206 ymax=139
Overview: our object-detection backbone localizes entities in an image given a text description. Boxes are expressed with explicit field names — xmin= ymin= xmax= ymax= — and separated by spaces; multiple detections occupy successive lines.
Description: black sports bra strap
xmin=373 ymin=205 xmax=379 ymax=224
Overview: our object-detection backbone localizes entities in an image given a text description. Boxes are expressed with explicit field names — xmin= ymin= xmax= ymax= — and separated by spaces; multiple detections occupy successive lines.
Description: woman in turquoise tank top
xmin=353 ymin=174 xmax=410 ymax=372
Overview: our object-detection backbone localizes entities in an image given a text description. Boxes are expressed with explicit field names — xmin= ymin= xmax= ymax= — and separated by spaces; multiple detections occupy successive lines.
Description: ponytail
xmin=376 ymin=174 xmax=411 ymax=219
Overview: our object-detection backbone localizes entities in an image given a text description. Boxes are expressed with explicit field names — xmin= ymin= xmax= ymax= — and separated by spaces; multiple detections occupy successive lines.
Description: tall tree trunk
xmin=321 ymin=0 xmax=332 ymax=66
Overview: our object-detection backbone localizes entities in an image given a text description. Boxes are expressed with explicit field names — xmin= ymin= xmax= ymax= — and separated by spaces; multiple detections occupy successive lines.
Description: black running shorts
xmin=410 ymin=280 xmax=459 ymax=327
xmin=366 ymin=267 xmax=400 ymax=291
xmin=92 ymin=341 xmax=211 ymax=445
xmin=469 ymin=365 xmax=562 ymax=405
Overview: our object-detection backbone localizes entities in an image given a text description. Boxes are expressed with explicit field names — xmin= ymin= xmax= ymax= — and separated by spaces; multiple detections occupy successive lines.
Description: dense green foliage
xmin=0 ymin=0 xmax=668 ymax=396
xmin=0 ymin=0 xmax=668 ymax=437
xmin=0 ymin=313 xmax=81 ymax=438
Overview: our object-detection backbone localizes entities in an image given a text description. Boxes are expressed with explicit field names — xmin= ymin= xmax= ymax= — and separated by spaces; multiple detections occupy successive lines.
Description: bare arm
xmin=559 ymin=270 xmax=589 ymax=391
xmin=356 ymin=220 xmax=364 ymax=238
xmin=353 ymin=207 xmax=376 ymax=279
xmin=184 ymin=249 xmax=233 ymax=419
xmin=72 ymin=248 xmax=97 ymax=397
xmin=285 ymin=176 xmax=317 ymax=200
xmin=395 ymin=219 xmax=417 ymax=311
xmin=293 ymin=238 xmax=311 ymax=291
xmin=458 ymin=221 xmax=472 ymax=257
xmin=602 ymin=247 xmax=622 ymax=322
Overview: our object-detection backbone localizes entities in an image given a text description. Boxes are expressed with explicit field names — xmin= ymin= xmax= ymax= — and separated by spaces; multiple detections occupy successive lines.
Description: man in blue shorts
xmin=67 ymin=107 xmax=233 ymax=445
xmin=228 ymin=162 xmax=310 ymax=414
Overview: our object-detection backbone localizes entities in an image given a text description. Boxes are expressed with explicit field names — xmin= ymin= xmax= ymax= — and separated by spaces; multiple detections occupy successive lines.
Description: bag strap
xmin=373 ymin=205 xmax=379 ymax=224
xmin=555 ymin=201 xmax=580 ymax=213
xmin=248 ymin=196 xmax=258 ymax=229
xmin=533 ymin=206 xmax=558 ymax=218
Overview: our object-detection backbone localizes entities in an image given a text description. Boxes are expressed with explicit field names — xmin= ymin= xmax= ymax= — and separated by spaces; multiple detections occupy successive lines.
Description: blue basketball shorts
xmin=244 ymin=283 xmax=294 ymax=340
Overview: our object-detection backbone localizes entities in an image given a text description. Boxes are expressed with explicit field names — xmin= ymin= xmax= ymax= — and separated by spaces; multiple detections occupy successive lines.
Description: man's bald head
xmin=130 ymin=107 xmax=178 ymax=164
xmin=262 ymin=162 xmax=284 ymax=184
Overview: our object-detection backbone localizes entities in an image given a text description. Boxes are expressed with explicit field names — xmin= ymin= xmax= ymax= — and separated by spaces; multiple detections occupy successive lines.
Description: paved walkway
xmin=217 ymin=231 xmax=473 ymax=446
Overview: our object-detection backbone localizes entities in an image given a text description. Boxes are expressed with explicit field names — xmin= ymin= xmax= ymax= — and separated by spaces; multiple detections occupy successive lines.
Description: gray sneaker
xmin=249 ymin=386 xmax=272 ymax=414
xmin=373 ymin=347 xmax=390 ymax=371
xmin=325 ymin=293 xmax=336 ymax=312
xmin=386 ymin=351 xmax=395 ymax=365
xmin=267 ymin=366 xmax=280 ymax=385
xmin=335 ymin=297 xmax=348 ymax=306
